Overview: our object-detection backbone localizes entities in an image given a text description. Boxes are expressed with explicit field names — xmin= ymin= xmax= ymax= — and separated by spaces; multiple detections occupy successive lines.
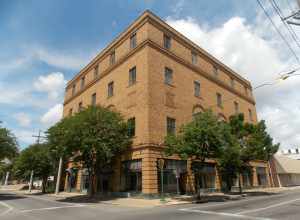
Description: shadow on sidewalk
xmin=0 ymin=192 xmax=26 ymax=201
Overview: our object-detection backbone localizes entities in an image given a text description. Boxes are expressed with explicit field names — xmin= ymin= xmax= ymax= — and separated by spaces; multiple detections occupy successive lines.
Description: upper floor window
xmin=78 ymin=102 xmax=83 ymax=112
xmin=192 ymin=105 xmax=204 ymax=119
xmin=216 ymin=93 xmax=222 ymax=108
xmin=248 ymin=109 xmax=253 ymax=121
xmin=230 ymin=77 xmax=235 ymax=88
xmin=166 ymin=117 xmax=176 ymax=135
xmin=127 ymin=117 xmax=136 ymax=137
xmin=163 ymin=34 xmax=171 ymax=49
xmin=94 ymin=64 xmax=99 ymax=79
xmin=91 ymin=93 xmax=96 ymax=106
xmin=110 ymin=50 xmax=116 ymax=65
xmin=296 ymin=149 xmax=299 ymax=154
xmin=80 ymin=76 xmax=85 ymax=90
xmin=108 ymin=81 xmax=114 ymax=97
xmin=164 ymin=67 xmax=173 ymax=85
xmin=194 ymin=81 xmax=201 ymax=97
xmin=72 ymin=84 xmax=76 ymax=96
xmin=129 ymin=66 xmax=136 ymax=86
xmin=130 ymin=33 xmax=137 ymax=49
xmin=244 ymin=86 xmax=248 ymax=96
xmin=213 ymin=65 xmax=218 ymax=77
xmin=234 ymin=101 xmax=239 ymax=114
xmin=191 ymin=51 xmax=197 ymax=64
xmin=69 ymin=108 xmax=73 ymax=116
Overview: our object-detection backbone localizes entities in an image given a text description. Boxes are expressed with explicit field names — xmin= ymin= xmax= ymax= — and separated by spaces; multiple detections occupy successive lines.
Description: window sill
xmin=127 ymin=82 xmax=137 ymax=88
xmin=107 ymin=95 xmax=114 ymax=99
xmin=194 ymin=95 xmax=203 ymax=100
xmin=164 ymin=82 xmax=175 ymax=88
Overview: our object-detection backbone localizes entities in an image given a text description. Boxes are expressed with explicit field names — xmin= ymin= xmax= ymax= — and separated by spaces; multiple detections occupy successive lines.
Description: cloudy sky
xmin=1 ymin=0 xmax=300 ymax=150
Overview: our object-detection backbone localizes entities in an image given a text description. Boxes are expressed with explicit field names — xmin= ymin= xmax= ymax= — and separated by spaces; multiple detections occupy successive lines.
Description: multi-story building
xmin=63 ymin=10 xmax=271 ymax=195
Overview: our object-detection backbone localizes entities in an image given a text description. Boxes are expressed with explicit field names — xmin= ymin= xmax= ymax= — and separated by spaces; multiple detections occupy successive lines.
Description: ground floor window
xmin=121 ymin=159 xmax=142 ymax=192
xmin=257 ymin=167 xmax=268 ymax=186
xmin=66 ymin=167 xmax=78 ymax=192
xmin=157 ymin=159 xmax=187 ymax=194
xmin=193 ymin=162 xmax=216 ymax=191
xmin=80 ymin=169 xmax=89 ymax=193
xmin=242 ymin=169 xmax=253 ymax=187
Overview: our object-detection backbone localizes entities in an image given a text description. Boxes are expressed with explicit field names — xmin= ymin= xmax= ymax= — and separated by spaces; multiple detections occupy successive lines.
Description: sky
xmin=1 ymin=0 xmax=300 ymax=150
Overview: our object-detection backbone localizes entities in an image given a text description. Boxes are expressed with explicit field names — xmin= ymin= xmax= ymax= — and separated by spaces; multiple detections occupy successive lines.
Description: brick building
xmin=63 ymin=10 xmax=272 ymax=195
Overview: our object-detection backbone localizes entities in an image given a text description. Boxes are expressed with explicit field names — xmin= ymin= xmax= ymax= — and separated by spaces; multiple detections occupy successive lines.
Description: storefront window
xmin=122 ymin=160 xmax=142 ymax=192
xmin=257 ymin=167 xmax=267 ymax=186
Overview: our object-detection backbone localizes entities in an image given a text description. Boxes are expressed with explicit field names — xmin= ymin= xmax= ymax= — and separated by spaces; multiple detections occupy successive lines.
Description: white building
xmin=279 ymin=148 xmax=300 ymax=160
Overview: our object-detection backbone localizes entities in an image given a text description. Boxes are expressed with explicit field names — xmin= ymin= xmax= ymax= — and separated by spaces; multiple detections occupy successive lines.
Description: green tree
xmin=13 ymin=143 xmax=53 ymax=193
xmin=165 ymin=111 xmax=223 ymax=200
xmin=53 ymin=105 xmax=132 ymax=196
xmin=0 ymin=123 xmax=18 ymax=161
xmin=218 ymin=114 xmax=279 ymax=193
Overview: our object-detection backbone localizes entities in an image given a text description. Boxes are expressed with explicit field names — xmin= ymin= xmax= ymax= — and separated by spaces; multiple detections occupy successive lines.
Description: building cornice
xmin=66 ymin=10 xmax=253 ymax=91
xmin=64 ymin=39 xmax=255 ymax=106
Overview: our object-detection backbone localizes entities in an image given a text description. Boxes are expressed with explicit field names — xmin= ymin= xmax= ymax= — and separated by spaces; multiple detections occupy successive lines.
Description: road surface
xmin=1 ymin=189 xmax=300 ymax=220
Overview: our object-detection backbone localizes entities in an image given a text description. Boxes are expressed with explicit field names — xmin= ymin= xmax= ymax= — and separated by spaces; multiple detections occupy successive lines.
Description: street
xmin=1 ymin=189 xmax=300 ymax=220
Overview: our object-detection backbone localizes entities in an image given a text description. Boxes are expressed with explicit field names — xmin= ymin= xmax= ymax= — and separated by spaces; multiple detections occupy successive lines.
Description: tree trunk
xmin=238 ymin=173 xmax=243 ymax=194
xmin=41 ymin=177 xmax=47 ymax=193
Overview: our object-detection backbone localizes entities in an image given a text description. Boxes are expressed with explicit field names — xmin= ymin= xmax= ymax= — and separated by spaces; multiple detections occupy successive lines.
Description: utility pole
xmin=32 ymin=130 xmax=46 ymax=144
xmin=28 ymin=170 xmax=34 ymax=193
xmin=55 ymin=157 xmax=63 ymax=195
xmin=4 ymin=171 xmax=9 ymax=186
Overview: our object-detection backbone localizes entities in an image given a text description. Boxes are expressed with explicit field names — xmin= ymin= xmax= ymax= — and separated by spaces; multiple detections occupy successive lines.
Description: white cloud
xmin=14 ymin=130 xmax=36 ymax=146
xmin=33 ymin=72 xmax=66 ymax=100
xmin=14 ymin=112 xmax=31 ymax=127
xmin=40 ymin=104 xmax=63 ymax=126
xmin=166 ymin=12 xmax=300 ymax=149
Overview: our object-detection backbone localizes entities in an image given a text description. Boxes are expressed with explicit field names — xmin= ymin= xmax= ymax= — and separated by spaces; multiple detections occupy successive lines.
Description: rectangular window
xmin=164 ymin=67 xmax=173 ymax=85
xmin=194 ymin=81 xmax=201 ymax=97
xmin=163 ymin=34 xmax=171 ymax=49
xmin=110 ymin=50 xmax=115 ymax=65
xmin=129 ymin=66 xmax=136 ymax=86
xmin=248 ymin=109 xmax=253 ymax=121
xmin=217 ymin=93 xmax=222 ymax=107
xmin=166 ymin=117 xmax=176 ymax=135
xmin=213 ymin=65 xmax=218 ymax=77
xmin=80 ymin=76 xmax=85 ymax=90
xmin=78 ymin=102 xmax=83 ymax=112
xmin=108 ymin=81 xmax=114 ymax=97
xmin=94 ymin=64 xmax=99 ymax=79
xmin=91 ymin=93 xmax=96 ymax=106
xmin=244 ymin=86 xmax=248 ymax=96
xmin=72 ymin=84 xmax=76 ymax=96
xmin=130 ymin=33 xmax=137 ymax=49
xmin=69 ymin=108 xmax=73 ymax=116
xmin=230 ymin=77 xmax=235 ymax=88
xmin=191 ymin=51 xmax=197 ymax=64
xmin=127 ymin=117 xmax=135 ymax=137
xmin=234 ymin=101 xmax=239 ymax=114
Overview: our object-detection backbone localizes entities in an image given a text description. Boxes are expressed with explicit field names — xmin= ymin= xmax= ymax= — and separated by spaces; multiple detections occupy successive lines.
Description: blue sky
xmin=1 ymin=0 xmax=300 ymax=150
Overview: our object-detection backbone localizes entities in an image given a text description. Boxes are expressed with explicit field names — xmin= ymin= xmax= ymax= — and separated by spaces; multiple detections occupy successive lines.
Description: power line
xmin=256 ymin=0 xmax=300 ymax=64
xmin=269 ymin=0 xmax=300 ymax=50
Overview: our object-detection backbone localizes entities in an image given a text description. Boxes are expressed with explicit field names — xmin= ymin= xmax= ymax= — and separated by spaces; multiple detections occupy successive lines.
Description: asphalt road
xmin=1 ymin=189 xmax=300 ymax=220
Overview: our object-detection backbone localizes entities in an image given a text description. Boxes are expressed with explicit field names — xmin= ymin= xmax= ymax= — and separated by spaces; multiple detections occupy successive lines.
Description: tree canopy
xmin=13 ymin=143 xmax=53 ymax=192
xmin=0 ymin=123 xmax=18 ymax=161
xmin=47 ymin=105 xmax=132 ymax=196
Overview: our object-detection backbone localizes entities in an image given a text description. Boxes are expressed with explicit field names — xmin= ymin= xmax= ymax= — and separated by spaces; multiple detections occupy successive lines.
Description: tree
xmin=13 ymin=143 xmax=53 ymax=193
xmin=165 ymin=111 xmax=223 ymax=200
xmin=217 ymin=114 xmax=279 ymax=193
xmin=52 ymin=105 xmax=132 ymax=197
xmin=0 ymin=123 xmax=18 ymax=161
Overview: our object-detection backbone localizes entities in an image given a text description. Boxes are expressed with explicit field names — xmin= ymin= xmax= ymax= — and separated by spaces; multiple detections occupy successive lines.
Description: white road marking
xmin=179 ymin=208 xmax=273 ymax=220
xmin=20 ymin=204 xmax=86 ymax=213
xmin=0 ymin=201 xmax=14 ymax=216
xmin=236 ymin=198 xmax=300 ymax=214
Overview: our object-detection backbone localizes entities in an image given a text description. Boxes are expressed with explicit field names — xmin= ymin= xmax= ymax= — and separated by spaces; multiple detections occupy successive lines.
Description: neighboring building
xmin=63 ymin=10 xmax=271 ymax=195
xmin=270 ymin=155 xmax=300 ymax=187
xmin=279 ymin=148 xmax=300 ymax=160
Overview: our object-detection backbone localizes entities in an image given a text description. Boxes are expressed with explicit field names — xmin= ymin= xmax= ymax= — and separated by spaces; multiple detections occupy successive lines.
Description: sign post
xmin=157 ymin=159 xmax=165 ymax=202
xmin=175 ymin=168 xmax=180 ymax=195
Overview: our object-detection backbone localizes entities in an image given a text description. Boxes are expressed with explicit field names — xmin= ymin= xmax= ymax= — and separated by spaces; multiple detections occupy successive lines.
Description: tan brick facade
xmin=63 ymin=11 xmax=269 ymax=195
